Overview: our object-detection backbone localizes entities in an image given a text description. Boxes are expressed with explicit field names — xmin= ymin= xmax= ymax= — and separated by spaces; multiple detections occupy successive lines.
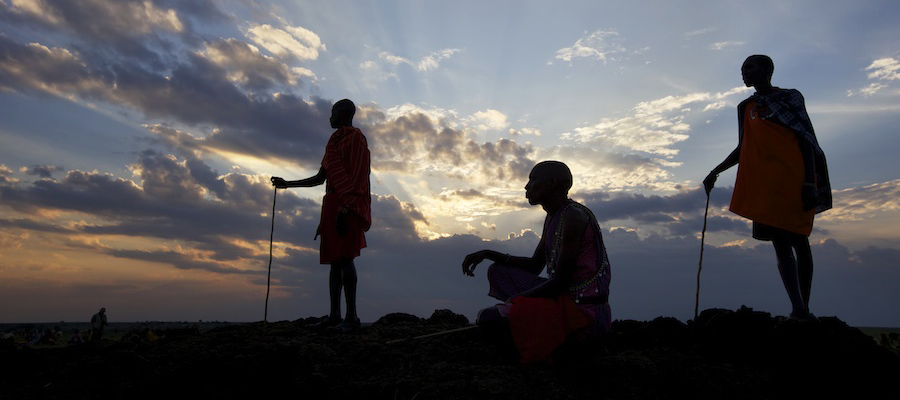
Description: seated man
xmin=461 ymin=161 xmax=611 ymax=363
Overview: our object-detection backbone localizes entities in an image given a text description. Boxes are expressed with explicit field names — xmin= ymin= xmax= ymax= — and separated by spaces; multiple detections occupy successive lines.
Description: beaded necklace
xmin=545 ymin=200 xmax=573 ymax=277
xmin=544 ymin=199 xmax=607 ymax=302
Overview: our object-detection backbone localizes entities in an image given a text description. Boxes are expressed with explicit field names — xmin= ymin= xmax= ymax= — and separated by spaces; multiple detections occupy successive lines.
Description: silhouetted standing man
xmin=90 ymin=307 xmax=107 ymax=341
xmin=704 ymin=55 xmax=831 ymax=321
xmin=462 ymin=161 xmax=611 ymax=363
xmin=273 ymin=99 xmax=371 ymax=332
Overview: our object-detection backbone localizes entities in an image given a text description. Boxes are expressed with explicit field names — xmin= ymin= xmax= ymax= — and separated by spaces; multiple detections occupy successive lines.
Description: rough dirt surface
xmin=2 ymin=307 xmax=898 ymax=400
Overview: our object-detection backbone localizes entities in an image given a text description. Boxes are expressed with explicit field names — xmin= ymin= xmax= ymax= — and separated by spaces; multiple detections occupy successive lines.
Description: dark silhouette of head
xmin=742 ymin=55 xmax=774 ymax=89
xmin=525 ymin=161 xmax=573 ymax=206
xmin=330 ymin=99 xmax=356 ymax=128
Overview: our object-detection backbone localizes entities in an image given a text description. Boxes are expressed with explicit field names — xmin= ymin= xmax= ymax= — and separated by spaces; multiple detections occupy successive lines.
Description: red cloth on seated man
xmin=508 ymin=295 xmax=592 ymax=364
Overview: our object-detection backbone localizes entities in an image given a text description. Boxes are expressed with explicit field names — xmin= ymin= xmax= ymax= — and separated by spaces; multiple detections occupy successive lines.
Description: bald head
xmin=742 ymin=55 xmax=775 ymax=89
xmin=745 ymin=54 xmax=774 ymax=76
xmin=531 ymin=161 xmax=573 ymax=194
xmin=330 ymin=99 xmax=356 ymax=128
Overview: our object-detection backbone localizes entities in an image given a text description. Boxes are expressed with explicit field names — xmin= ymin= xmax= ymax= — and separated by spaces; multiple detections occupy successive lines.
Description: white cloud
xmin=378 ymin=51 xmax=411 ymax=66
xmin=382 ymin=103 xmax=460 ymax=126
xmin=377 ymin=48 xmax=461 ymax=72
xmin=849 ymin=57 xmax=900 ymax=96
xmin=685 ymin=27 xmax=716 ymax=37
xmin=417 ymin=48 xmax=461 ymax=71
xmin=291 ymin=67 xmax=316 ymax=80
xmin=468 ymin=109 xmax=509 ymax=131
xmin=708 ymin=41 xmax=744 ymax=50
xmin=508 ymin=127 xmax=541 ymax=137
xmin=553 ymin=29 xmax=625 ymax=64
xmin=819 ymin=179 xmax=900 ymax=222
xmin=564 ymin=88 xmax=749 ymax=157
xmin=244 ymin=23 xmax=324 ymax=60
xmin=866 ymin=57 xmax=900 ymax=81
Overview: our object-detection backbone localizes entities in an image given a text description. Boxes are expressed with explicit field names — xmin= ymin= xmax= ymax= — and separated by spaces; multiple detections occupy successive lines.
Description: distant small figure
xmin=272 ymin=99 xmax=372 ymax=332
xmin=91 ymin=307 xmax=108 ymax=341
xmin=704 ymin=55 xmax=831 ymax=321
xmin=462 ymin=161 xmax=612 ymax=364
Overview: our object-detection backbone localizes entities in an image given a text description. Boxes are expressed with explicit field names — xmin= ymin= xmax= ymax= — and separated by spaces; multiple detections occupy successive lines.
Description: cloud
xmin=849 ymin=57 xmax=900 ymax=96
xmin=577 ymin=187 xmax=748 ymax=238
xmin=866 ymin=57 xmax=900 ymax=81
xmin=197 ymin=38 xmax=307 ymax=91
xmin=0 ymin=30 xmax=334 ymax=166
xmin=553 ymin=29 xmax=625 ymax=64
xmin=708 ymin=41 xmax=744 ymax=50
xmin=244 ymin=23 xmax=325 ymax=61
xmin=468 ymin=109 xmax=509 ymax=131
xmin=19 ymin=164 xmax=63 ymax=178
xmin=819 ymin=179 xmax=900 ymax=222
xmin=0 ymin=165 xmax=14 ymax=184
xmin=562 ymin=88 xmax=749 ymax=159
xmin=3 ymin=0 xmax=185 ymax=36
xmin=685 ymin=27 xmax=716 ymax=37
xmin=377 ymin=48 xmax=461 ymax=72
xmin=360 ymin=105 xmax=535 ymax=183
xmin=508 ymin=127 xmax=541 ymax=136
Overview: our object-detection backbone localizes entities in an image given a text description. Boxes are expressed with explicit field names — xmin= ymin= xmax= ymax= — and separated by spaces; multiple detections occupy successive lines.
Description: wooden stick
xmin=695 ymin=193 xmax=711 ymax=320
xmin=386 ymin=325 xmax=478 ymax=344
xmin=264 ymin=187 xmax=277 ymax=324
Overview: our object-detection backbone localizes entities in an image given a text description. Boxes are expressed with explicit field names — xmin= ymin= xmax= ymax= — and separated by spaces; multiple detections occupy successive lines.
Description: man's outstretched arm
xmin=462 ymin=240 xmax=546 ymax=277
xmin=704 ymin=145 xmax=741 ymax=194
xmin=272 ymin=167 xmax=326 ymax=188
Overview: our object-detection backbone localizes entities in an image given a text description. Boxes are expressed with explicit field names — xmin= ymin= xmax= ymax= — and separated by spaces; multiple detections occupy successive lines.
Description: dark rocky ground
xmin=2 ymin=307 xmax=898 ymax=400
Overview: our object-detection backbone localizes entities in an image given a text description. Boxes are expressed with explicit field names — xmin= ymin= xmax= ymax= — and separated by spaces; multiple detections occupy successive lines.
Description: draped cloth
xmin=318 ymin=126 xmax=371 ymax=264
xmin=730 ymin=89 xmax=831 ymax=236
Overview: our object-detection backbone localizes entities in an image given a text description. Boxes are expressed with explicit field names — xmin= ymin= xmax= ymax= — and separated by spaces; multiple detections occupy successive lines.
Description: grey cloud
xmin=362 ymin=110 xmax=535 ymax=181
xmin=200 ymin=38 xmax=302 ymax=92
xmin=444 ymin=188 xmax=483 ymax=199
xmin=134 ymin=149 xmax=205 ymax=203
xmin=0 ymin=35 xmax=98 ymax=96
xmin=104 ymin=248 xmax=258 ymax=275
xmin=0 ymin=0 xmax=226 ymax=49
xmin=0 ymin=164 xmax=15 ymax=184
xmin=575 ymin=187 xmax=778 ymax=238
xmin=0 ymin=152 xmax=322 ymax=266
xmin=270 ymin=216 xmax=900 ymax=326
xmin=21 ymin=164 xmax=64 ymax=178
xmin=0 ymin=9 xmax=333 ymax=168
xmin=368 ymin=194 xmax=428 ymax=246
xmin=0 ymin=218 xmax=74 ymax=234
xmin=583 ymin=187 xmax=727 ymax=222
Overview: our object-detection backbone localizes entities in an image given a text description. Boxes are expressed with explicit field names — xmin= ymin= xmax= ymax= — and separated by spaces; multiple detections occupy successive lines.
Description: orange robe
xmin=318 ymin=126 xmax=371 ymax=263
xmin=730 ymin=99 xmax=815 ymax=236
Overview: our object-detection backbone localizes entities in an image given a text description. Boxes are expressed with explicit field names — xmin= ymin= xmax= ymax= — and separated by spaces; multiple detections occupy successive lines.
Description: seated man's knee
xmin=486 ymin=261 xmax=510 ymax=281
xmin=476 ymin=306 xmax=503 ymax=326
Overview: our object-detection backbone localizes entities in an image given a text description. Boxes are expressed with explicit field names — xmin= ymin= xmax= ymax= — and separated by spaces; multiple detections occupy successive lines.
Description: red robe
xmin=318 ymin=126 xmax=371 ymax=263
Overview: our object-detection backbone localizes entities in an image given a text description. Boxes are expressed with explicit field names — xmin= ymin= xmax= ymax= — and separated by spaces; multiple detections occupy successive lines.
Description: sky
xmin=1 ymin=0 xmax=899 ymax=326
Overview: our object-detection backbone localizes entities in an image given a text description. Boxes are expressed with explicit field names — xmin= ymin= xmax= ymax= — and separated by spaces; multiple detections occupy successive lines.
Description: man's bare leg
xmin=773 ymin=235 xmax=808 ymax=318
xmin=339 ymin=258 xmax=358 ymax=323
xmin=332 ymin=258 xmax=360 ymax=331
xmin=792 ymin=235 xmax=814 ymax=311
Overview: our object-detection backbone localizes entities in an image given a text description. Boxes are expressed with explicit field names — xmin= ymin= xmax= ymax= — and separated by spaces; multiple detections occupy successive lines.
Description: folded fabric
xmin=508 ymin=295 xmax=591 ymax=364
